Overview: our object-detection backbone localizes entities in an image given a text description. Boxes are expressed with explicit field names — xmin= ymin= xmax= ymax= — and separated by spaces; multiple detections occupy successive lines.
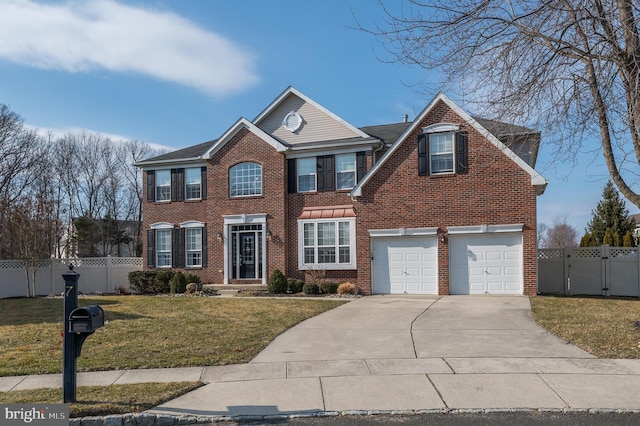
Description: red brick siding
xmin=354 ymin=100 xmax=538 ymax=295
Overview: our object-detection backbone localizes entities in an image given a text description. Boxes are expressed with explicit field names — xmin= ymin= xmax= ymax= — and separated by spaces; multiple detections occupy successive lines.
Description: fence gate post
xmin=602 ymin=245 xmax=610 ymax=297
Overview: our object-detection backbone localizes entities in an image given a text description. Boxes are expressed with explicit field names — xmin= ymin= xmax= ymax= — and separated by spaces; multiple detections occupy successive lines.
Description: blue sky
xmin=0 ymin=0 xmax=633 ymax=233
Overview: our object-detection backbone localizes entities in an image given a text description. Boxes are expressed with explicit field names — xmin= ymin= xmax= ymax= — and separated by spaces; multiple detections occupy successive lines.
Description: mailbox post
xmin=62 ymin=264 xmax=104 ymax=403
xmin=62 ymin=264 xmax=79 ymax=403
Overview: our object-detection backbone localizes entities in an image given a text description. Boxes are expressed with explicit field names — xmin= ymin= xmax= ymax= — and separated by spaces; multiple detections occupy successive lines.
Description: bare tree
xmin=363 ymin=0 xmax=640 ymax=208
xmin=0 ymin=104 xmax=42 ymax=258
xmin=540 ymin=215 xmax=579 ymax=248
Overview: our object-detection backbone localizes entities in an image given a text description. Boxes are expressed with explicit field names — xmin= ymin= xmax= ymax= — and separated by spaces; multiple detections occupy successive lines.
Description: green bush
xmin=268 ymin=269 xmax=288 ymax=294
xmin=154 ymin=270 xmax=175 ymax=294
xmin=302 ymin=283 xmax=320 ymax=295
xmin=320 ymin=281 xmax=339 ymax=294
xmin=170 ymin=271 xmax=187 ymax=294
xmin=287 ymin=278 xmax=304 ymax=293
xmin=128 ymin=271 xmax=157 ymax=294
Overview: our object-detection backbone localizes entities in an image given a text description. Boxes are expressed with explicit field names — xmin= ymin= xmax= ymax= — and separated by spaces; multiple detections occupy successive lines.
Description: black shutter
xmin=418 ymin=134 xmax=429 ymax=176
xmin=317 ymin=155 xmax=335 ymax=192
xmin=456 ymin=132 xmax=469 ymax=174
xmin=146 ymin=171 xmax=155 ymax=203
xmin=356 ymin=151 xmax=366 ymax=182
xmin=201 ymin=227 xmax=208 ymax=268
xmin=146 ymin=229 xmax=155 ymax=268
xmin=200 ymin=167 xmax=207 ymax=200
xmin=171 ymin=169 xmax=185 ymax=202
xmin=288 ymin=159 xmax=297 ymax=193
xmin=172 ymin=228 xmax=185 ymax=268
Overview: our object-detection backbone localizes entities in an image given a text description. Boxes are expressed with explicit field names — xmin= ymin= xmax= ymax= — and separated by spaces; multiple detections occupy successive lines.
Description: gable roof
xmin=351 ymin=93 xmax=548 ymax=197
xmin=254 ymin=86 xmax=371 ymax=140
xmin=201 ymin=117 xmax=289 ymax=159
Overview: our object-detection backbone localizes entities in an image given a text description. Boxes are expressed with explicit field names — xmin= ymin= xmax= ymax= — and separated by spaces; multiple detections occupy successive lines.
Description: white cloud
xmin=27 ymin=124 xmax=174 ymax=152
xmin=0 ymin=0 xmax=259 ymax=96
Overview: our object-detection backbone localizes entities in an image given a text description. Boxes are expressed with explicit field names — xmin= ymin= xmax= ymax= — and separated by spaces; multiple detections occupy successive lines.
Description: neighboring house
xmin=136 ymin=87 xmax=547 ymax=295
xmin=58 ymin=218 xmax=141 ymax=258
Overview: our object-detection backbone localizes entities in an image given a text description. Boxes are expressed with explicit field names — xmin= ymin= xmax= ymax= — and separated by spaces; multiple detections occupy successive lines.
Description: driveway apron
xmin=252 ymin=295 xmax=593 ymax=363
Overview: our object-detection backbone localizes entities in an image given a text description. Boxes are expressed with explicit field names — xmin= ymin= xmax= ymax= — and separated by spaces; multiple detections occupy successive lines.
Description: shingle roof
xmin=137 ymin=116 xmax=540 ymax=167
xmin=137 ymin=139 xmax=215 ymax=165
xmin=359 ymin=122 xmax=412 ymax=146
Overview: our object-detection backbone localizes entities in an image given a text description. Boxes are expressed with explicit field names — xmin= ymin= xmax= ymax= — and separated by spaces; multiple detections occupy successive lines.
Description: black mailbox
xmin=69 ymin=305 xmax=104 ymax=333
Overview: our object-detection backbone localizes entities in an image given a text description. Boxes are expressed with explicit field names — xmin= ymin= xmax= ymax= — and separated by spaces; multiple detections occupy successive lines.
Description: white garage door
xmin=372 ymin=237 xmax=438 ymax=294
xmin=449 ymin=233 xmax=523 ymax=295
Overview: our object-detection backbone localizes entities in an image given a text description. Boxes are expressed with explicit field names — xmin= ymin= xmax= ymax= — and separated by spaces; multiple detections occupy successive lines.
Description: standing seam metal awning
xmin=298 ymin=205 xmax=356 ymax=219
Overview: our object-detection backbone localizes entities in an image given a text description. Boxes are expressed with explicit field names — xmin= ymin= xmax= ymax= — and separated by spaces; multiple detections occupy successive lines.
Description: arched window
xmin=230 ymin=162 xmax=262 ymax=197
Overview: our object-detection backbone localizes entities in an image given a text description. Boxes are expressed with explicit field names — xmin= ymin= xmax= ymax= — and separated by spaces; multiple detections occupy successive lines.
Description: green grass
xmin=0 ymin=382 xmax=202 ymax=418
xmin=0 ymin=295 xmax=346 ymax=376
xmin=531 ymin=295 xmax=640 ymax=359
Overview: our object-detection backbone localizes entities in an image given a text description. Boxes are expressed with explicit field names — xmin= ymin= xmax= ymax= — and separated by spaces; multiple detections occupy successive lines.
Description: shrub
xmin=170 ymin=271 xmax=187 ymax=294
xmin=154 ymin=270 xmax=175 ymax=294
xmin=128 ymin=271 xmax=157 ymax=294
xmin=337 ymin=282 xmax=357 ymax=296
xmin=302 ymin=283 xmax=320 ymax=295
xmin=320 ymin=281 xmax=339 ymax=294
xmin=287 ymin=278 xmax=304 ymax=293
xmin=268 ymin=269 xmax=288 ymax=294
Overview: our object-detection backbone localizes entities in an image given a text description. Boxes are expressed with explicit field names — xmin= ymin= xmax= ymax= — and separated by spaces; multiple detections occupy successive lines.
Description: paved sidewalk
xmin=2 ymin=296 xmax=640 ymax=421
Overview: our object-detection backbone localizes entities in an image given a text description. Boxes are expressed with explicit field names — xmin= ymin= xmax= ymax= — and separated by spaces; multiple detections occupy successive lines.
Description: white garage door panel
xmin=372 ymin=237 xmax=438 ymax=294
xmin=450 ymin=233 xmax=523 ymax=295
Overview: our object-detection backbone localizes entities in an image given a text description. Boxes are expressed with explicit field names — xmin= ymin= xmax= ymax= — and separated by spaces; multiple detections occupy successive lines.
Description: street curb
xmin=69 ymin=407 xmax=640 ymax=425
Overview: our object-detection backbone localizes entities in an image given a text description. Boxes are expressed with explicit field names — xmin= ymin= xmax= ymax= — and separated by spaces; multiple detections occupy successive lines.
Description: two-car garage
xmin=371 ymin=226 xmax=524 ymax=295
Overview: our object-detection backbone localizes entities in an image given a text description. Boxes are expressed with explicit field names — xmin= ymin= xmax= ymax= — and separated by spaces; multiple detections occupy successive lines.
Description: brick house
xmin=136 ymin=87 xmax=547 ymax=295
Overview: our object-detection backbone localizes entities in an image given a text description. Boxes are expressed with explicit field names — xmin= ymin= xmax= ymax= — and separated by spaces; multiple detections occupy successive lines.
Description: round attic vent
xmin=283 ymin=111 xmax=302 ymax=132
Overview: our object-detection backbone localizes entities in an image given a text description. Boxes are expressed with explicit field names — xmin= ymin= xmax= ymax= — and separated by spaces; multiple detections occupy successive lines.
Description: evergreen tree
xmin=585 ymin=181 xmax=636 ymax=246
xmin=623 ymin=231 xmax=635 ymax=247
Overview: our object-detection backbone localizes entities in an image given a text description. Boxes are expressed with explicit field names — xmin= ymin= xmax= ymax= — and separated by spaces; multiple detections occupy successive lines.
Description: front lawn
xmin=530 ymin=295 xmax=640 ymax=359
xmin=0 ymin=295 xmax=346 ymax=376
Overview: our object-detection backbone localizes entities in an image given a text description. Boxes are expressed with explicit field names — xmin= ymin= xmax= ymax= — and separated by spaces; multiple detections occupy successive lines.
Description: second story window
xmin=185 ymin=168 xmax=202 ymax=200
xmin=297 ymin=158 xmax=316 ymax=192
xmin=230 ymin=162 xmax=262 ymax=197
xmin=155 ymin=170 xmax=171 ymax=201
xmin=336 ymin=153 xmax=356 ymax=190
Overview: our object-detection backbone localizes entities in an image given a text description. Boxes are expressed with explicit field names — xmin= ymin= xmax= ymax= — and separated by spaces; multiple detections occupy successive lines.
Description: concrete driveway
xmin=252 ymin=295 xmax=593 ymax=363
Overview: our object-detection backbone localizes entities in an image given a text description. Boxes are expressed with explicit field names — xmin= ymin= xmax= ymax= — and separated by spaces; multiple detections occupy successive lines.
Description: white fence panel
xmin=0 ymin=257 xmax=143 ymax=299
xmin=538 ymin=246 xmax=640 ymax=297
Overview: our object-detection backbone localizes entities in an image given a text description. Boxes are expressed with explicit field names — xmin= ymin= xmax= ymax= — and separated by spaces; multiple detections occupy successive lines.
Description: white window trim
xmin=151 ymin=222 xmax=173 ymax=230
xmin=429 ymin=132 xmax=455 ymax=175
xmin=297 ymin=157 xmax=317 ymax=193
xmin=180 ymin=220 xmax=205 ymax=228
xmin=155 ymin=228 xmax=172 ymax=268
xmin=155 ymin=170 xmax=171 ymax=202
xmin=185 ymin=167 xmax=202 ymax=201
xmin=336 ymin=153 xmax=357 ymax=190
xmin=229 ymin=162 xmax=263 ymax=198
xmin=185 ymin=228 xmax=203 ymax=268
xmin=297 ymin=218 xmax=357 ymax=270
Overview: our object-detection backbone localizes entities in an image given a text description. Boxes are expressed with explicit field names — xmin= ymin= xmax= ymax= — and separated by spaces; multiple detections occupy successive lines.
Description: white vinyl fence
xmin=0 ymin=257 xmax=143 ymax=299
xmin=538 ymin=246 xmax=640 ymax=297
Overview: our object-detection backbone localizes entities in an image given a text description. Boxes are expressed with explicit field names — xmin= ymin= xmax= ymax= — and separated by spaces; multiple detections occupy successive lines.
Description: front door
xmin=230 ymin=225 xmax=263 ymax=280
xmin=239 ymin=232 xmax=255 ymax=278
